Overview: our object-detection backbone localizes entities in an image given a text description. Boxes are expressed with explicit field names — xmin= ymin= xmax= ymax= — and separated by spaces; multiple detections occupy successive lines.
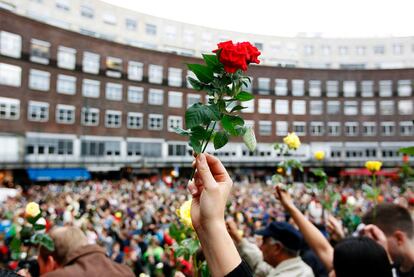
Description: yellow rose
xmin=283 ymin=132 xmax=301 ymax=150
xmin=276 ymin=167 xmax=284 ymax=174
xmin=25 ymin=202 xmax=40 ymax=218
xmin=314 ymin=151 xmax=325 ymax=161
xmin=176 ymin=199 xmax=193 ymax=229
xmin=365 ymin=161 xmax=382 ymax=172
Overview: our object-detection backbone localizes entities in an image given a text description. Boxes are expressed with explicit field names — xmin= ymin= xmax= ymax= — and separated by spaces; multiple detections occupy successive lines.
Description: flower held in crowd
xmin=176 ymin=199 xmax=193 ymax=229
xmin=283 ymin=132 xmax=301 ymax=150
xmin=314 ymin=151 xmax=325 ymax=161
xmin=25 ymin=202 xmax=41 ymax=218
xmin=365 ymin=161 xmax=382 ymax=173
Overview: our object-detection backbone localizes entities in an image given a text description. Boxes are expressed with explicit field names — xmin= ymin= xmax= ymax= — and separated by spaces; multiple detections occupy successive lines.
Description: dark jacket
xmin=43 ymin=244 xmax=134 ymax=277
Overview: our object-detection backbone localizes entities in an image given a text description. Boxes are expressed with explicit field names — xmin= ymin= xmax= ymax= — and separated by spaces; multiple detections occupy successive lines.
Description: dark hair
xmin=333 ymin=237 xmax=392 ymax=277
xmin=0 ymin=269 xmax=22 ymax=277
xmin=362 ymin=203 xmax=414 ymax=238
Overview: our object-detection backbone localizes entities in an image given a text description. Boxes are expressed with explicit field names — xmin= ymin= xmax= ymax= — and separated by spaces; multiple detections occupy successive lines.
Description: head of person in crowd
xmin=256 ymin=221 xmax=303 ymax=267
xmin=362 ymin=203 xmax=414 ymax=272
xmin=332 ymin=236 xmax=392 ymax=277
xmin=37 ymin=226 xmax=88 ymax=275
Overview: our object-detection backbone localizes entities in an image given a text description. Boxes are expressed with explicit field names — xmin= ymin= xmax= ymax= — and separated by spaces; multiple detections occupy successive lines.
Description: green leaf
xmin=400 ymin=147 xmax=414 ymax=156
xmin=187 ymin=64 xmax=214 ymax=84
xmin=235 ymin=91 xmax=254 ymax=101
xmin=230 ymin=105 xmax=246 ymax=113
xmin=311 ymin=168 xmax=327 ymax=178
xmin=202 ymin=54 xmax=221 ymax=71
xmin=191 ymin=126 xmax=209 ymax=141
xmin=175 ymin=246 xmax=189 ymax=259
xmin=33 ymin=224 xmax=46 ymax=231
xmin=173 ymin=127 xmax=191 ymax=136
xmin=190 ymin=136 xmax=202 ymax=154
xmin=10 ymin=237 xmax=21 ymax=252
xmin=187 ymin=77 xmax=204 ymax=91
xmin=185 ymin=103 xmax=220 ymax=129
xmin=11 ymin=251 xmax=20 ymax=260
xmin=27 ymin=213 xmax=42 ymax=225
xmin=31 ymin=233 xmax=54 ymax=251
xmin=214 ymin=131 xmax=229 ymax=150
xmin=206 ymin=104 xmax=221 ymax=121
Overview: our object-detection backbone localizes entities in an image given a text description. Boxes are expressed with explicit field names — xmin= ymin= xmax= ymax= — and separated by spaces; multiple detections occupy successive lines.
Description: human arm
xmin=275 ymin=185 xmax=334 ymax=272
xmin=188 ymin=153 xmax=249 ymax=277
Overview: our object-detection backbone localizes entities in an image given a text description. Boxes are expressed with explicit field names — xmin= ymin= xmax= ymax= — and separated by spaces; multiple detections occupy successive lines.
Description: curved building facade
xmin=0 ymin=0 xmax=414 ymax=69
xmin=0 ymin=10 xmax=413 ymax=175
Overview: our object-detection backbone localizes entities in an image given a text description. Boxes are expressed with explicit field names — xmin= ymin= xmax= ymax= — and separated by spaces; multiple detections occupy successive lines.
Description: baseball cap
xmin=255 ymin=222 xmax=303 ymax=251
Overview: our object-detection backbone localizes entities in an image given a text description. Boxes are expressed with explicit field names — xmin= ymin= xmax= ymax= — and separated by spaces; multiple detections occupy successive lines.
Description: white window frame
xmin=361 ymin=101 xmax=376 ymax=115
xmin=344 ymin=101 xmax=358 ymax=115
xmin=127 ymin=112 xmax=143 ymax=129
xmin=187 ymin=93 xmax=201 ymax=107
xmin=105 ymin=82 xmax=123 ymax=101
xmin=28 ymin=101 xmax=49 ymax=122
xmin=361 ymin=81 xmax=374 ymax=97
xmin=309 ymin=80 xmax=321 ymax=97
xmin=275 ymin=79 xmax=288 ymax=96
xmin=0 ymin=63 xmax=21 ymax=87
xmin=0 ymin=31 xmax=21 ymax=58
xmin=168 ymin=67 xmax=182 ymax=87
xmin=82 ymin=52 xmax=100 ymax=74
xmin=56 ymin=104 xmax=75 ymax=124
xmin=168 ymin=91 xmax=183 ymax=108
xmin=398 ymin=80 xmax=412 ymax=97
xmin=57 ymin=74 xmax=76 ymax=95
xmin=29 ymin=69 xmax=50 ymax=91
xmin=242 ymin=99 xmax=254 ymax=113
xmin=310 ymin=100 xmax=323 ymax=115
xmin=275 ymin=100 xmax=289 ymax=115
xmin=128 ymin=61 xmax=143 ymax=81
xmin=258 ymin=99 xmax=272 ymax=114
xmin=343 ymin=81 xmax=356 ymax=97
xmin=292 ymin=79 xmax=304 ymax=96
xmin=127 ymin=86 xmax=144 ymax=103
xmin=30 ymin=39 xmax=50 ymax=64
xmin=345 ymin=122 xmax=359 ymax=136
xmin=362 ymin=122 xmax=376 ymax=136
xmin=82 ymin=79 xmax=100 ymax=98
xmin=0 ymin=97 xmax=19 ymax=120
xmin=310 ymin=122 xmax=324 ymax=136
xmin=81 ymin=107 xmax=99 ymax=126
xmin=258 ymin=78 xmax=270 ymax=95
xmin=398 ymin=100 xmax=413 ymax=115
xmin=379 ymin=80 xmax=393 ymax=97
xmin=327 ymin=122 xmax=341 ymax=136
xmin=148 ymin=64 xmax=163 ymax=84
xmin=276 ymin=121 xmax=288 ymax=136
xmin=381 ymin=122 xmax=395 ymax=136
xmin=326 ymin=80 xmax=339 ymax=97
xmin=293 ymin=121 xmax=306 ymax=136
xmin=380 ymin=100 xmax=394 ymax=115
xmin=105 ymin=110 xmax=122 ymax=128
xmin=292 ymin=100 xmax=306 ymax=115
xmin=57 ymin=46 xmax=76 ymax=70
xmin=148 ymin=114 xmax=163 ymax=130
xmin=148 ymin=88 xmax=164 ymax=105
xmin=259 ymin=121 xmax=272 ymax=136
xmin=400 ymin=121 xmax=413 ymax=136
xmin=168 ymin=115 xmax=183 ymax=132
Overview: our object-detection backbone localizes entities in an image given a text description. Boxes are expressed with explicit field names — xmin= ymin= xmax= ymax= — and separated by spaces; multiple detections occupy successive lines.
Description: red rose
xmin=341 ymin=195 xmax=347 ymax=205
xmin=213 ymin=40 xmax=261 ymax=73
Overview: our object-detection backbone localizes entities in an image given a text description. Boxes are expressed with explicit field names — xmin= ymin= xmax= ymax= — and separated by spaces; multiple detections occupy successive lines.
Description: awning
xmin=27 ymin=168 xmax=91 ymax=182
xmin=339 ymin=168 xmax=399 ymax=177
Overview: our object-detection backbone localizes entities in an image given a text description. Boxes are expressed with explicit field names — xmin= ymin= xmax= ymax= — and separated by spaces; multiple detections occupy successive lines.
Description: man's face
xmin=37 ymin=255 xmax=57 ymax=275
xmin=260 ymin=237 xmax=279 ymax=266
xmin=387 ymin=233 xmax=414 ymax=272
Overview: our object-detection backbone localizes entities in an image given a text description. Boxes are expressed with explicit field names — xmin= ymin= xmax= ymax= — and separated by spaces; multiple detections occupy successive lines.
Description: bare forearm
xmin=196 ymin=221 xmax=242 ymax=277
xmin=288 ymin=205 xmax=334 ymax=271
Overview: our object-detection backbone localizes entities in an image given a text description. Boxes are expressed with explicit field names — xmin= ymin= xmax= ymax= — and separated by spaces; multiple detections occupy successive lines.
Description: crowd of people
xmin=0 ymin=155 xmax=413 ymax=276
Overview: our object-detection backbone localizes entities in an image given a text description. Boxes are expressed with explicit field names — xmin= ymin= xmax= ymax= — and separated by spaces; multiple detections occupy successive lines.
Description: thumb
xmin=195 ymin=153 xmax=216 ymax=190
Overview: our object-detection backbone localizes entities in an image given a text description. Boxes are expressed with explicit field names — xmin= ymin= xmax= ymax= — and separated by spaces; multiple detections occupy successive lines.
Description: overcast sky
xmin=102 ymin=0 xmax=413 ymax=38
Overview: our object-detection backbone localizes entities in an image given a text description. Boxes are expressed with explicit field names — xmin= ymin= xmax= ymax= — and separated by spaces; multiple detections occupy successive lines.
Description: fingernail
xmin=197 ymin=153 xmax=205 ymax=162
xmin=189 ymin=187 xmax=197 ymax=195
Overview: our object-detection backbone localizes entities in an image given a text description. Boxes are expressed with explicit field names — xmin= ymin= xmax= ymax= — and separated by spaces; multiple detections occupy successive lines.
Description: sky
xmin=102 ymin=0 xmax=414 ymax=38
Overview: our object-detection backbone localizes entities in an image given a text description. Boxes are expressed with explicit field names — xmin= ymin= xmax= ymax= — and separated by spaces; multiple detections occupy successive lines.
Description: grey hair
xmin=267 ymin=237 xmax=299 ymax=257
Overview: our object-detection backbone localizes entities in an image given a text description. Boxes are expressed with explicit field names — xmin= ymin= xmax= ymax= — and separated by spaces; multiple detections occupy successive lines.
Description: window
xmin=328 ymin=122 xmax=340 ymax=136
xmin=168 ymin=91 xmax=182 ymax=108
xmin=127 ymin=112 xmax=143 ymax=129
xmin=292 ymin=79 xmax=304 ymax=96
xmin=56 ymin=104 xmax=75 ymax=124
xmin=106 ymin=57 xmax=122 ymax=78
xmin=0 ymin=31 xmax=21 ymax=58
xmin=168 ymin=116 xmax=183 ymax=132
xmin=30 ymin=39 xmax=50 ymax=64
xmin=168 ymin=68 xmax=182 ymax=87
xmin=148 ymin=89 xmax=164 ymax=105
xmin=339 ymin=46 xmax=348 ymax=55
xmin=126 ymin=18 xmax=137 ymax=30
xmin=127 ymin=141 xmax=162 ymax=157
xmin=148 ymin=64 xmax=163 ymax=84
xmin=0 ymin=63 xmax=21 ymax=87
xmin=356 ymin=46 xmax=366 ymax=55
xmin=82 ymin=79 xmax=100 ymax=98
xmin=165 ymin=25 xmax=177 ymax=40
xmin=148 ymin=114 xmax=163 ymax=130
xmin=304 ymin=45 xmax=314 ymax=55
xmin=275 ymin=79 xmax=288 ymax=95
xmin=321 ymin=45 xmax=331 ymax=55
xmin=326 ymin=81 xmax=339 ymax=97
xmin=362 ymin=122 xmax=376 ymax=136
xmin=309 ymin=80 xmax=321 ymax=97
xmin=345 ymin=122 xmax=358 ymax=136
xmin=292 ymin=100 xmax=306 ymax=115
xmin=276 ymin=121 xmax=288 ymax=136
xmin=361 ymin=101 xmax=376 ymax=115
xmin=127 ymin=86 xmax=144 ymax=103
xmin=128 ymin=61 xmax=143 ymax=81
xmin=183 ymin=30 xmax=195 ymax=43
xmin=82 ymin=52 xmax=100 ymax=74
xmin=393 ymin=44 xmax=403 ymax=55
xmin=57 ymin=74 xmax=76 ymax=95
xmin=187 ymin=94 xmax=201 ymax=107
xmin=258 ymin=99 xmax=271 ymax=114
xmin=235 ymin=98 xmax=253 ymax=114
xmin=146 ymin=24 xmax=157 ymax=35
xmin=275 ymin=100 xmax=289 ymax=115
xmin=29 ymin=69 xmax=50 ymax=91
xmin=105 ymin=83 xmax=122 ymax=101
xmin=259 ymin=121 xmax=272 ymax=136
xmin=379 ymin=80 xmax=392 ymax=97
xmin=398 ymin=80 xmax=412 ymax=97
xmin=105 ymin=110 xmax=122 ymax=128
xmin=80 ymin=140 xmax=104 ymax=156
xmin=361 ymin=81 xmax=374 ymax=97
xmin=398 ymin=100 xmax=413 ymax=115
xmin=382 ymin=148 xmax=400 ymax=158
xmin=344 ymin=101 xmax=358 ymax=115
xmin=168 ymin=144 xmax=187 ymax=156
xmin=374 ymin=45 xmax=385 ymax=55
xmin=28 ymin=101 xmax=49 ymax=122
xmin=310 ymin=122 xmax=324 ymax=136
xmin=293 ymin=122 xmax=306 ymax=135
xmin=400 ymin=121 xmax=413 ymax=136
xmin=327 ymin=101 xmax=340 ymax=115
xmin=0 ymin=97 xmax=19 ymax=120
xmin=310 ymin=101 xmax=323 ymax=115
xmin=26 ymin=138 xmax=73 ymax=156
xmin=343 ymin=81 xmax=356 ymax=97
xmin=81 ymin=107 xmax=99 ymax=126
xmin=80 ymin=5 xmax=94 ymax=18
xmin=380 ymin=100 xmax=394 ymax=115
xmin=381 ymin=122 xmax=395 ymax=136
xmin=55 ymin=0 xmax=69 ymax=11
xmin=102 ymin=13 xmax=117 ymax=25
xmin=57 ymin=46 xmax=76 ymax=70
xmin=258 ymin=78 xmax=270 ymax=95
